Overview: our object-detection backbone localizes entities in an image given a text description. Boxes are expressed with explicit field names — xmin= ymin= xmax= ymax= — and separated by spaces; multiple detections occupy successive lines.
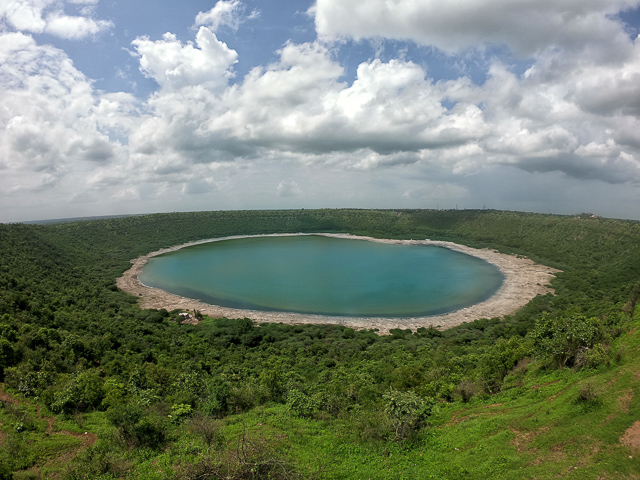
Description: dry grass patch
xmin=618 ymin=389 xmax=634 ymax=413
xmin=510 ymin=426 xmax=549 ymax=453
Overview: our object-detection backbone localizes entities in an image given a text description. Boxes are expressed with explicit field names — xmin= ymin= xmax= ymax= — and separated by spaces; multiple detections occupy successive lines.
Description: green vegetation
xmin=1 ymin=208 xmax=639 ymax=479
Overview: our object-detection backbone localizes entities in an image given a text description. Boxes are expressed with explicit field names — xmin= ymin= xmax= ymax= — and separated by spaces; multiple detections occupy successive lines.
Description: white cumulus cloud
xmin=313 ymin=0 xmax=640 ymax=56
xmin=0 ymin=0 xmax=112 ymax=39
xmin=125 ymin=21 xmax=640 ymax=187
xmin=195 ymin=0 xmax=257 ymax=32
xmin=132 ymin=27 xmax=238 ymax=91
xmin=0 ymin=32 xmax=131 ymax=211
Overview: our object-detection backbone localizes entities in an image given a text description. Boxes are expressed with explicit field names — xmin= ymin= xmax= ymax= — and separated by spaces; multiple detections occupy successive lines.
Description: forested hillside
xmin=1 ymin=209 xmax=640 ymax=479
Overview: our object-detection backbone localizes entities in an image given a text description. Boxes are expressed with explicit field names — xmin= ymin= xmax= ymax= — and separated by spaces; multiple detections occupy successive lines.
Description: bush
xmin=0 ymin=462 xmax=12 ymax=480
xmin=577 ymin=383 xmax=600 ymax=403
xmin=106 ymin=404 xmax=166 ymax=449
xmin=174 ymin=432 xmax=299 ymax=480
xmin=169 ymin=403 xmax=193 ymax=423
xmin=383 ymin=389 xmax=433 ymax=439
xmin=286 ymin=389 xmax=320 ymax=418
xmin=187 ymin=413 xmax=224 ymax=448
xmin=457 ymin=379 xmax=480 ymax=403
xmin=65 ymin=442 xmax=133 ymax=478
xmin=50 ymin=369 xmax=104 ymax=414
xmin=529 ymin=314 xmax=610 ymax=368
xmin=202 ymin=379 xmax=230 ymax=417
xmin=575 ymin=344 xmax=610 ymax=369
xmin=479 ymin=336 xmax=529 ymax=391
xmin=574 ymin=382 xmax=603 ymax=412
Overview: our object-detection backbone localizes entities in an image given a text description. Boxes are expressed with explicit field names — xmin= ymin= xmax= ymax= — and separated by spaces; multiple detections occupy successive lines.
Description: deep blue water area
xmin=138 ymin=235 xmax=503 ymax=317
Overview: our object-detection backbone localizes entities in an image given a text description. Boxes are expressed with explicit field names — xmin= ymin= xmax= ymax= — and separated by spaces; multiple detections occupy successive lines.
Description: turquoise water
xmin=139 ymin=235 xmax=503 ymax=317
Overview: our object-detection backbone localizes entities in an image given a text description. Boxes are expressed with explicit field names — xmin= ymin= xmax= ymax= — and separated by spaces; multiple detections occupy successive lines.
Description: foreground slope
xmin=0 ymin=209 xmax=639 ymax=479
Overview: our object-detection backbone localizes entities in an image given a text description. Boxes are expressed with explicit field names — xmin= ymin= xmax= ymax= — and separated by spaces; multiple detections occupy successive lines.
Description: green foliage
xmin=0 ymin=463 xmax=11 ymax=480
xmin=101 ymin=378 xmax=129 ymax=409
xmin=286 ymin=388 xmax=321 ymax=418
xmin=65 ymin=442 xmax=133 ymax=478
xmin=383 ymin=389 xmax=433 ymax=439
xmin=479 ymin=336 xmax=530 ymax=392
xmin=169 ymin=403 xmax=193 ymax=423
xmin=1 ymin=209 xmax=640 ymax=476
xmin=187 ymin=413 xmax=224 ymax=448
xmin=50 ymin=369 xmax=104 ymax=414
xmin=203 ymin=378 xmax=230 ymax=417
xmin=106 ymin=403 xmax=166 ymax=449
xmin=529 ymin=313 xmax=610 ymax=368
xmin=575 ymin=382 xmax=602 ymax=407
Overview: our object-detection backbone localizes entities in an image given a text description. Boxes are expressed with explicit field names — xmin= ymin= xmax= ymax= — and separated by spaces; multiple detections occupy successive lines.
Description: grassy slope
xmin=2 ymin=209 xmax=640 ymax=479
xmin=140 ymin=314 xmax=640 ymax=480
xmin=5 ymin=333 xmax=640 ymax=480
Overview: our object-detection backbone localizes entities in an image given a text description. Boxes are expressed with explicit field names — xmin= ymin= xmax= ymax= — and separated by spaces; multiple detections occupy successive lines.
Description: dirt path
xmin=0 ymin=384 xmax=97 ymax=466
xmin=117 ymin=233 xmax=561 ymax=334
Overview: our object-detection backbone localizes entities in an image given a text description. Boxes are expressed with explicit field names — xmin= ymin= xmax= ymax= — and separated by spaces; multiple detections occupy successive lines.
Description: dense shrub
xmin=529 ymin=313 xmax=610 ymax=368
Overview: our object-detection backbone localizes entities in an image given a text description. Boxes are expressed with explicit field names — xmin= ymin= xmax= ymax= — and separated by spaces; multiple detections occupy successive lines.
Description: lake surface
xmin=139 ymin=235 xmax=504 ymax=317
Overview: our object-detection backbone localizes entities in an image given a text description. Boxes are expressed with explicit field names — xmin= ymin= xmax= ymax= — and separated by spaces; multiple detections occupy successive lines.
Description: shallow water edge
xmin=117 ymin=233 xmax=561 ymax=334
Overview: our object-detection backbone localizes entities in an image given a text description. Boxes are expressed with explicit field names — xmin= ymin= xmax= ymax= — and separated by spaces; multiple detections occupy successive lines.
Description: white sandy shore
xmin=116 ymin=233 xmax=561 ymax=334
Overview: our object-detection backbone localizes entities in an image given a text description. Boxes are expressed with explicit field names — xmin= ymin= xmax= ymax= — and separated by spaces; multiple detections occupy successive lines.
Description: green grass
xmin=3 ymin=361 xmax=640 ymax=478
xmin=6 ymin=324 xmax=640 ymax=479
xmin=187 ymin=313 xmax=640 ymax=480
xmin=3 ymin=209 xmax=640 ymax=478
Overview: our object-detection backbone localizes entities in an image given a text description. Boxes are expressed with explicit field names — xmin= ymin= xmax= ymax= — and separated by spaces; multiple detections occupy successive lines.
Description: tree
xmin=50 ymin=369 xmax=104 ymax=414
xmin=479 ymin=336 xmax=528 ymax=392
xmin=383 ymin=389 xmax=432 ymax=439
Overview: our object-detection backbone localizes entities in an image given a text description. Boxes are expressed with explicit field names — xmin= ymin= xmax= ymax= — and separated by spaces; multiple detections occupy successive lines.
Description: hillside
xmin=1 ymin=209 xmax=639 ymax=479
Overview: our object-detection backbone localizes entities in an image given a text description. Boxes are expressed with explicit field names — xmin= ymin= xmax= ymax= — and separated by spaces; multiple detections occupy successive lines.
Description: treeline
xmin=0 ymin=209 xmax=639 ymax=478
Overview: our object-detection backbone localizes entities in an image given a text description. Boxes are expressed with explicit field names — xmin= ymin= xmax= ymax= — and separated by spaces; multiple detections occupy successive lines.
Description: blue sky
xmin=1 ymin=0 xmax=640 ymax=222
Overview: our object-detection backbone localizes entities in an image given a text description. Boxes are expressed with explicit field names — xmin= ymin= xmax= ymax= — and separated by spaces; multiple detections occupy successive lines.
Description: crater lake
xmin=138 ymin=235 xmax=504 ymax=317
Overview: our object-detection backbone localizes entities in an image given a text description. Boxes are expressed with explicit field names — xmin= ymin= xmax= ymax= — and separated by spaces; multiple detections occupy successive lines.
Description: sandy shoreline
xmin=116 ymin=233 xmax=561 ymax=334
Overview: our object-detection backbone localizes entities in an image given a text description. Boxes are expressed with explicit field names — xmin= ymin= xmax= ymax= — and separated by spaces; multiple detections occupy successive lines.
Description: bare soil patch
xmin=622 ymin=421 xmax=640 ymax=451
xmin=531 ymin=379 xmax=562 ymax=390
xmin=511 ymin=426 xmax=550 ymax=453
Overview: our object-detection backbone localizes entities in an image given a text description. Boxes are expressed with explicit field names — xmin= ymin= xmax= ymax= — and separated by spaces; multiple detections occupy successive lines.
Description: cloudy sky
xmin=1 ymin=0 xmax=640 ymax=222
